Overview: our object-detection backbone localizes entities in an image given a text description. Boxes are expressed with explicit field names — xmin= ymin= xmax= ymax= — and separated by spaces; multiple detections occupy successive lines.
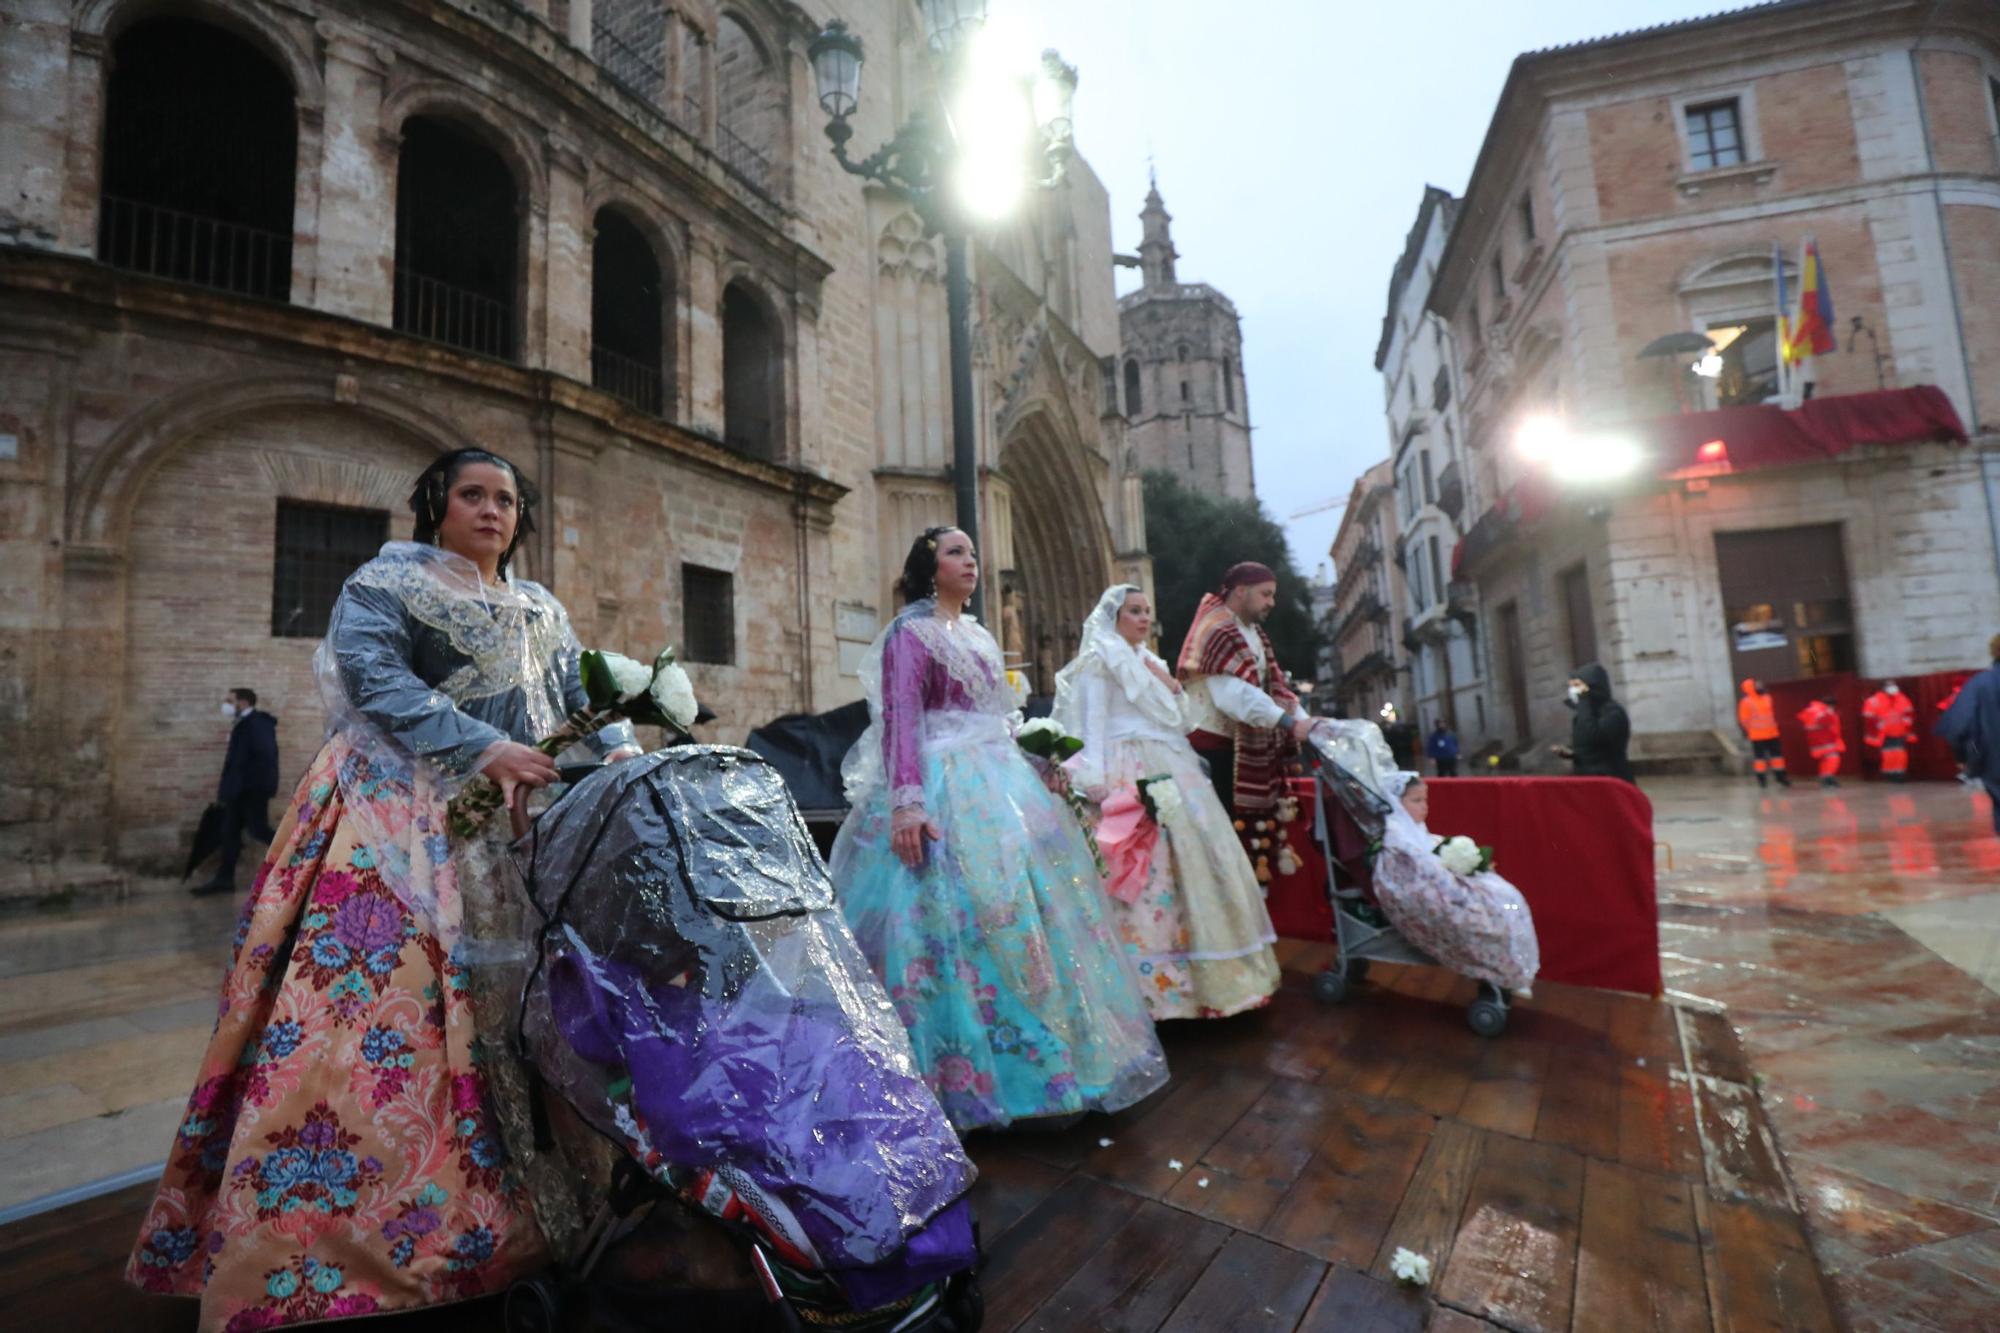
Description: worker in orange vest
xmin=1861 ymin=681 xmax=1916 ymax=783
xmin=1798 ymin=696 xmax=1845 ymax=787
xmin=1736 ymin=678 xmax=1789 ymax=788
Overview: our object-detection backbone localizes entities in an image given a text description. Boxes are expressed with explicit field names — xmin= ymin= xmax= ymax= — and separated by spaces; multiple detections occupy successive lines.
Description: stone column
xmin=58 ymin=30 xmax=107 ymax=255
xmin=686 ymin=230 xmax=724 ymax=437
xmin=544 ymin=138 xmax=591 ymax=382
xmin=311 ymin=24 xmax=398 ymax=326
xmin=568 ymin=0 xmax=595 ymax=51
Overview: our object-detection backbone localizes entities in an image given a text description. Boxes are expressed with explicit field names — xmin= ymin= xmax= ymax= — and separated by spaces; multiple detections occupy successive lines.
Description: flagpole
xmin=1772 ymin=240 xmax=1790 ymax=403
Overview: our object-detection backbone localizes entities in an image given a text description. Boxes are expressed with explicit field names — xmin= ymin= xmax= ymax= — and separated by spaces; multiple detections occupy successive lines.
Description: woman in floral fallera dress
xmin=1053 ymin=585 xmax=1280 ymax=1020
xmin=829 ymin=528 xmax=1169 ymax=1132
xmin=127 ymin=449 xmax=638 ymax=1331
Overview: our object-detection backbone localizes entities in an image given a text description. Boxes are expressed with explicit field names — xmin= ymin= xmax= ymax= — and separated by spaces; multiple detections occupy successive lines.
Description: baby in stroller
xmin=492 ymin=744 xmax=982 ymax=1332
xmin=1304 ymin=723 xmax=1538 ymax=1037
xmin=1375 ymin=772 xmax=1539 ymax=1005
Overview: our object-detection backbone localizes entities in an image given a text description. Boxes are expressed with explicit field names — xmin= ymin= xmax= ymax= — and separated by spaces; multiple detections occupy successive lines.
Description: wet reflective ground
xmin=1654 ymin=775 xmax=2000 ymax=1332
xmin=1 ymin=776 xmax=1988 ymax=1329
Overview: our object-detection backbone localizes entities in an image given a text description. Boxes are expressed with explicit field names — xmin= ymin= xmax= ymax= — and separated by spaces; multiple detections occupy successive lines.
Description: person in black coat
xmin=1553 ymin=662 xmax=1635 ymax=783
xmin=192 ymin=688 xmax=280 ymax=896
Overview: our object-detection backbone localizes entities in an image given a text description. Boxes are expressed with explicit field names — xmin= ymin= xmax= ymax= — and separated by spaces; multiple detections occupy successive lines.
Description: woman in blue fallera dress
xmin=828 ymin=527 xmax=1168 ymax=1132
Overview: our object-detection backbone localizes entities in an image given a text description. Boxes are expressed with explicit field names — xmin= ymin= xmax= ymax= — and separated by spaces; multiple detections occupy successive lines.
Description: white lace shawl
xmin=839 ymin=598 xmax=1017 ymax=805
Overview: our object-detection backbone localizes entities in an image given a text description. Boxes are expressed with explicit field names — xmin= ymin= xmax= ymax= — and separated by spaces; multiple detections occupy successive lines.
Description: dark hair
xmin=409 ymin=448 xmax=539 ymax=577
xmin=895 ymin=525 xmax=965 ymax=604
xmin=231 ymin=687 xmax=257 ymax=707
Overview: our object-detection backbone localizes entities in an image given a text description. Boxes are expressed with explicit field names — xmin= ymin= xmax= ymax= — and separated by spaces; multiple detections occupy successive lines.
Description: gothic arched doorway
xmin=997 ymin=408 xmax=1114 ymax=697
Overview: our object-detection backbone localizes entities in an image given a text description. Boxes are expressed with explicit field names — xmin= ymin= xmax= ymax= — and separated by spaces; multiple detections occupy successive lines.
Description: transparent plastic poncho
xmin=312 ymin=542 xmax=633 ymax=949
xmin=510 ymin=744 xmax=977 ymax=1279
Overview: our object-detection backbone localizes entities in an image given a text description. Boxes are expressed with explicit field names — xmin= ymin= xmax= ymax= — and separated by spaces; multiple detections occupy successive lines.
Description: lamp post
xmin=808 ymin=9 xmax=1078 ymax=620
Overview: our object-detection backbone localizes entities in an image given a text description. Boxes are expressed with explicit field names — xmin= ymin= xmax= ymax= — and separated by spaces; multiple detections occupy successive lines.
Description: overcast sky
xmin=1003 ymin=0 xmax=1747 ymax=576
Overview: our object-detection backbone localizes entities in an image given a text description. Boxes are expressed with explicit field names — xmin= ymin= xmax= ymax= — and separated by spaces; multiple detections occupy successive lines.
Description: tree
xmin=1143 ymin=470 xmax=1321 ymax=675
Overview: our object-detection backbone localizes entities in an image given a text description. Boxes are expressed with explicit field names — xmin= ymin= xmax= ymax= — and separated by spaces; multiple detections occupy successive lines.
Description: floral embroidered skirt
xmin=829 ymin=739 xmax=1169 ymax=1133
xmin=1097 ymin=736 xmax=1281 ymax=1021
xmin=1373 ymin=843 xmax=1541 ymax=992
xmin=126 ymin=741 xmax=544 ymax=1331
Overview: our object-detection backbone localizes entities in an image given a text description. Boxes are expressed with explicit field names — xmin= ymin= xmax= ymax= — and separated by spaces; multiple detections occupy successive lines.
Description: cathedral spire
xmin=1139 ymin=176 xmax=1177 ymax=290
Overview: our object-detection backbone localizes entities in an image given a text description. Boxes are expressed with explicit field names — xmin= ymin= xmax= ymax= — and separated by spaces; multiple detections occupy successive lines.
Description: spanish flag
xmin=1784 ymin=238 xmax=1836 ymax=367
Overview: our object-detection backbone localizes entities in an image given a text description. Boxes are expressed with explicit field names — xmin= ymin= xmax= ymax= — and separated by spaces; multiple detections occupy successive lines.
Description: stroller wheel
xmin=1312 ymin=968 xmax=1350 ymax=1004
xmin=941 ymin=1270 xmax=985 ymax=1331
xmin=1467 ymin=997 xmax=1508 ymax=1038
xmin=502 ymin=1274 xmax=564 ymax=1333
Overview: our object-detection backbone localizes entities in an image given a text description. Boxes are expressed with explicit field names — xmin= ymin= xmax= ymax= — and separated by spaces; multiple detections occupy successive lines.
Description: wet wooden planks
xmin=0 ymin=968 xmax=1844 ymax=1333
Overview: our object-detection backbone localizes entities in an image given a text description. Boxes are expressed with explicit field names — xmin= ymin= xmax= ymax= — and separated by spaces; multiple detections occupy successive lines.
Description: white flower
xmin=1389 ymin=1247 xmax=1432 ymax=1286
xmin=1097 ymin=1137 xmax=1114 ymax=1148
xmin=1167 ymin=1158 xmax=1183 ymax=1171
xmin=1437 ymin=835 xmax=1483 ymax=877
xmin=1016 ymin=717 xmax=1067 ymax=742
xmin=1149 ymin=781 xmax=1186 ymax=824
xmin=649 ymin=660 xmax=700 ymax=730
xmin=599 ymin=651 xmax=655 ymax=703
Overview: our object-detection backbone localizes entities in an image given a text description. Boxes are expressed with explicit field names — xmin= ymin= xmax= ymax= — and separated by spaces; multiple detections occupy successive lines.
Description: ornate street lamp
xmin=808 ymin=14 xmax=1078 ymax=619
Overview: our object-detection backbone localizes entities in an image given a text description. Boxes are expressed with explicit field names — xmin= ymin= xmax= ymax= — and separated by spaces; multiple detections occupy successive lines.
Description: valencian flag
xmin=1783 ymin=237 xmax=1836 ymax=366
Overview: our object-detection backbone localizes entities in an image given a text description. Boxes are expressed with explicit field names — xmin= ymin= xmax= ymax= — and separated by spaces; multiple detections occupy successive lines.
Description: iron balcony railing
xmin=98 ymin=194 xmax=291 ymax=301
xmin=393 ymin=268 xmax=515 ymax=361
xmin=592 ymin=17 xmax=666 ymax=106
xmin=717 ymin=121 xmax=775 ymax=195
xmin=591 ymin=344 xmax=665 ymax=416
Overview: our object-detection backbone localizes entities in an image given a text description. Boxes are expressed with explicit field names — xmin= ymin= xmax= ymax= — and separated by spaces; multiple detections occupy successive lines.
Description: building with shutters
xmin=1328 ymin=460 xmax=1407 ymax=724
xmin=0 ymin=0 xmax=1144 ymax=897
xmin=1425 ymin=0 xmax=2000 ymax=772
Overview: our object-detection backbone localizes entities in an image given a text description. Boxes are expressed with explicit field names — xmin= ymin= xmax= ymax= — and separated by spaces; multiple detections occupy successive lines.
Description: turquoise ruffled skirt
xmin=830 ymin=738 xmax=1170 ymax=1132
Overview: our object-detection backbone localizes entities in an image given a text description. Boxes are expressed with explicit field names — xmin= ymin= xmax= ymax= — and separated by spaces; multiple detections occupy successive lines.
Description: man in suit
xmin=192 ymin=688 xmax=279 ymax=896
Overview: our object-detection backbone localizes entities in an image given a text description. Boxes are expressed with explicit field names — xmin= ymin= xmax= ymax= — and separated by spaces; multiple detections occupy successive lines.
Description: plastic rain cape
xmin=839 ymin=598 xmax=1018 ymax=806
xmin=312 ymin=541 xmax=600 ymax=952
xmin=511 ymin=745 xmax=977 ymax=1286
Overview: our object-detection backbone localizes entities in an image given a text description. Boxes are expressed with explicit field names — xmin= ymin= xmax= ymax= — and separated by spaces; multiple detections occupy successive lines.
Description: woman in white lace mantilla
xmin=829 ymin=528 xmax=1168 ymax=1132
xmin=1053 ymin=585 xmax=1280 ymax=1020
xmin=1376 ymin=771 xmax=1539 ymax=997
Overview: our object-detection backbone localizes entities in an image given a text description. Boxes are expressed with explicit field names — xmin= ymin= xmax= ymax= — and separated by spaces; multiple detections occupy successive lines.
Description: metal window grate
xmin=682 ymin=564 xmax=735 ymax=665
xmin=1685 ymin=99 xmax=1744 ymax=171
xmin=272 ymin=501 xmax=388 ymax=638
xmin=592 ymin=2 xmax=666 ymax=105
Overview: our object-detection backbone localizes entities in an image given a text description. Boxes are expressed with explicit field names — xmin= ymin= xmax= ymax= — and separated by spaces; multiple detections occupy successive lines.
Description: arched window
xmin=1176 ymin=343 xmax=1189 ymax=363
xmin=1222 ymin=356 xmax=1236 ymax=412
xmin=591 ymin=207 xmax=669 ymax=415
xmin=99 ymin=17 xmax=296 ymax=300
xmin=591 ymin=0 xmax=666 ymax=104
xmin=716 ymin=14 xmax=782 ymax=196
xmin=1124 ymin=358 xmax=1142 ymax=417
xmin=394 ymin=116 xmax=520 ymax=361
xmin=722 ymin=281 xmax=782 ymax=459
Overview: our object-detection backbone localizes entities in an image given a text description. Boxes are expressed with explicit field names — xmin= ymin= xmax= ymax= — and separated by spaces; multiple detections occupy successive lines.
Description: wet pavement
xmin=1652 ymin=774 xmax=2000 ymax=1332
xmin=0 ymin=775 xmax=1993 ymax=1330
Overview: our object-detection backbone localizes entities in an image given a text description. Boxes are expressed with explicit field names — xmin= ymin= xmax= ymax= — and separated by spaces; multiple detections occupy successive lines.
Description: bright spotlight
xmin=1513 ymin=415 xmax=1644 ymax=482
xmin=1691 ymin=351 xmax=1724 ymax=379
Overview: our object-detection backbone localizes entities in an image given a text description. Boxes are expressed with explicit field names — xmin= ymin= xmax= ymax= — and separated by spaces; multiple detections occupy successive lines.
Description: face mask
xmin=221 ymin=702 xmax=241 ymax=720
xmin=1886 ymin=684 xmax=1900 ymax=695
xmin=1565 ymin=684 xmax=1584 ymax=705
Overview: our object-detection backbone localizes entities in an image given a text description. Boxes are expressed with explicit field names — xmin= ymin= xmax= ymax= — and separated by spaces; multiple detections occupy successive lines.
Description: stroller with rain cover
xmin=497 ymin=744 xmax=984 ymax=1332
xmin=1303 ymin=721 xmax=1512 ymax=1037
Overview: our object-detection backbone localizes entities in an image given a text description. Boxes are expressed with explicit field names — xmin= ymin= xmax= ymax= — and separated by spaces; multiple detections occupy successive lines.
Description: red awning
xmin=1451 ymin=386 xmax=1967 ymax=578
xmin=1642 ymin=385 xmax=1967 ymax=476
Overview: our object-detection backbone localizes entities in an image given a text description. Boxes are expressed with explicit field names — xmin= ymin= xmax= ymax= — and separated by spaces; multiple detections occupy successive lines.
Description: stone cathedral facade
xmin=0 ymin=0 xmax=1146 ymax=896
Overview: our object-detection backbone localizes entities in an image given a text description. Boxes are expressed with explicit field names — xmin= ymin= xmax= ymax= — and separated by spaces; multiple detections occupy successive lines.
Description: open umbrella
xmin=183 ymin=802 xmax=226 ymax=878
xmin=1635 ymin=331 xmax=1716 ymax=359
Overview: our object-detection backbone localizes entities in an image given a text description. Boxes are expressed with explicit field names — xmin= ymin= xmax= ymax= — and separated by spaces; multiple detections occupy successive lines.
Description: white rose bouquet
xmin=1136 ymin=774 xmax=1185 ymax=828
xmin=448 ymin=646 xmax=699 ymax=837
xmin=1435 ymin=834 xmax=1495 ymax=877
